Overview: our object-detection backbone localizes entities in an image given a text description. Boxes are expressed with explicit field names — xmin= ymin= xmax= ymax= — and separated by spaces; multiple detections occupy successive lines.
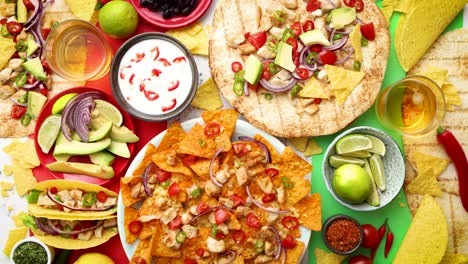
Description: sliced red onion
xmin=259 ymin=78 xmax=297 ymax=93
xmin=281 ymin=247 xmax=286 ymax=264
xmin=323 ymin=29 xmax=349 ymax=51
xmin=266 ymin=226 xmax=282 ymax=260
xmin=325 ymin=0 xmax=336 ymax=8
xmin=190 ymin=206 xmax=233 ymax=223
xmin=245 ymin=185 xmax=290 ymax=214
xmin=243 ymin=81 xmax=250 ymax=96
xmin=47 ymin=189 xmax=114 ymax=211
xmin=237 ymin=136 xmax=271 ymax=163
xmin=209 ymin=147 xmax=225 ymax=188
xmin=9 ymin=97 xmax=28 ymax=107
xmin=143 ymin=163 xmax=154 ymax=197
xmin=22 ymin=79 xmax=41 ymax=90
xmin=35 ymin=217 xmax=58 ymax=235
xmin=299 ymin=47 xmax=318 ymax=72
xmin=335 ymin=48 xmax=354 ymax=65
xmin=24 ymin=0 xmax=42 ymax=31
xmin=47 ymin=219 xmax=101 ymax=235
xmin=355 ymin=17 xmax=364 ymax=25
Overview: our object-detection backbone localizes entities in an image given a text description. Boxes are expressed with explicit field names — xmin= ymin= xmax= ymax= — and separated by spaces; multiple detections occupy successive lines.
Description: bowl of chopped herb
xmin=10 ymin=237 xmax=54 ymax=264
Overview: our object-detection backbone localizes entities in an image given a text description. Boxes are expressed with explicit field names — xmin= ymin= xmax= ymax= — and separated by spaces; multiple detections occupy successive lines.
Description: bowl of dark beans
xmin=140 ymin=0 xmax=199 ymax=19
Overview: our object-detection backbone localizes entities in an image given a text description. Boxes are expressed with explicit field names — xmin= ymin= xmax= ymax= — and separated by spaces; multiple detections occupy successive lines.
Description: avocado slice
xmin=53 ymin=138 xmax=111 ymax=156
xmin=16 ymin=0 xmax=27 ymax=23
xmin=299 ymin=29 xmax=331 ymax=47
xmin=331 ymin=7 xmax=356 ymax=30
xmin=89 ymin=151 xmax=116 ymax=166
xmin=106 ymin=141 xmax=130 ymax=158
xmin=109 ymin=125 xmax=139 ymax=143
xmin=275 ymin=42 xmax=296 ymax=72
xmin=27 ymin=91 xmax=47 ymax=118
xmin=23 ymin=57 xmax=48 ymax=81
xmin=244 ymin=55 xmax=264 ymax=85
xmin=47 ymin=161 xmax=115 ymax=179
xmin=26 ymin=34 xmax=39 ymax=57
xmin=71 ymin=120 xmax=113 ymax=142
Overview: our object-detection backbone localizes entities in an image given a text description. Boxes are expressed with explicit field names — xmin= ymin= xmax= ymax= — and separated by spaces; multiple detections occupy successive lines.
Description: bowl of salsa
xmin=322 ymin=214 xmax=364 ymax=255
xmin=110 ymin=32 xmax=198 ymax=121
xmin=10 ymin=237 xmax=54 ymax=264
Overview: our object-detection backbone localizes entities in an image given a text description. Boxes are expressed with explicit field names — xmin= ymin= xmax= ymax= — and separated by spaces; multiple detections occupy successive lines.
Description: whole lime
xmin=74 ymin=252 xmax=114 ymax=264
xmin=98 ymin=0 xmax=138 ymax=39
xmin=332 ymin=164 xmax=371 ymax=203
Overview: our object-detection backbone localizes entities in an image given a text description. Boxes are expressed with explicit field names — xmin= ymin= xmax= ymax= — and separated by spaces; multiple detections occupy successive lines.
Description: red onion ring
xmin=24 ymin=0 xmax=42 ymax=31
xmin=142 ymin=163 xmax=154 ymax=197
xmin=237 ymin=136 xmax=271 ymax=163
xmin=9 ymin=97 xmax=28 ymax=107
xmin=299 ymin=46 xmax=318 ymax=72
xmin=355 ymin=17 xmax=364 ymax=25
xmin=325 ymin=0 xmax=336 ymax=8
xmin=22 ymin=79 xmax=41 ymax=90
xmin=47 ymin=219 xmax=101 ymax=235
xmin=46 ymin=189 xmax=114 ymax=211
xmin=266 ymin=226 xmax=282 ymax=260
xmin=243 ymin=81 xmax=250 ymax=96
xmin=323 ymin=29 xmax=349 ymax=51
xmin=259 ymin=78 xmax=297 ymax=93
xmin=189 ymin=206 xmax=233 ymax=223
xmin=209 ymin=147 xmax=225 ymax=188
xmin=35 ymin=217 xmax=58 ymax=235
xmin=245 ymin=185 xmax=290 ymax=214
xmin=281 ymin=247 xmax=286 ymax=264
xmin=335 ymin=48 xmax=354 ymax=65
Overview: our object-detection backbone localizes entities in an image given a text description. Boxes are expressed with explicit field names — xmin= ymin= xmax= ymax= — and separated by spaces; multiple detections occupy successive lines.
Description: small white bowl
xmin=10 ymin=237 xmax=55 ymax=264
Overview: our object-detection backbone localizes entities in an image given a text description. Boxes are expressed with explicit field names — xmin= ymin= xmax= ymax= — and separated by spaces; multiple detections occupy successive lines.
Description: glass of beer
xmin=44 ymin=19 xmax=112 ymax=81
xmin=375 ymin=75 xmax=446 ymax=137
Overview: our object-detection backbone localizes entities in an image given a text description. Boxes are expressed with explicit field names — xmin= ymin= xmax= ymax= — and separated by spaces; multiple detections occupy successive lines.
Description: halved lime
xmin=329 ymin=155 xmax=365 ymax=168
xmin=363 ymin=159 xmax=380 ymax=206
xmin=369 ymin=154 xmax=386 ymax=191
xmin=341 ymin=150 xmax=371 ymax=158
xmin=51 ymin=93 xmax=77 ymax=114
xmin=336 ymin=134 xmax=373 ymax=154
xmin=94 ymin=99 xmax=123 ymax=126
xmin=37 ymin=115 xmax=62 ymax=154
xmin=366 ymin=135 xmax=386 ymax=156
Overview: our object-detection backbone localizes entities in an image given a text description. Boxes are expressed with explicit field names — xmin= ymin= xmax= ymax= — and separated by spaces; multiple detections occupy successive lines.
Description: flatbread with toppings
xmin=209 ymin=0 xmax=389 ymax=137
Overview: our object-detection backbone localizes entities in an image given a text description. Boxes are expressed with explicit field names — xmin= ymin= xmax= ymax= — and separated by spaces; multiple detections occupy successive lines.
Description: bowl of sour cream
xmin=110 ymin=32 xmax=198 ymax=121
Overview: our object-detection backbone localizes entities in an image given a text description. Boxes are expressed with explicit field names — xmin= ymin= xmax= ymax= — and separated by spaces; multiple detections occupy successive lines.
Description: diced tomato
xmin=156 ymin=169 xmax=172 ymax=182
xmin=168 ymin=182 xmax=180 ymax=196
xmin=49 ymin=187 xmax=58 ymax=194
xmin=261 ymin=66 xmax=271 ymax=80
xmin=10 ymin=105 xmax=26 ymax=119
xmin=233 ymin=143 xmax=250 ymax=156
xmin=215 ymin=209 xmax=229 ymax=225
xmin=158 ymin=58 xmax=171 ymax=66
xmin=302 ymin=20 xmax=315 ymax=32
xmin=286 ymin=38 xmax=298 ymax=52
xmin=319 ymin=50 xmax=337 ymax=65
xmin=184 ymin=258 xmax=197 ymax=264
xmin=230 ymin=195 xmax=246 ymax=206
xmin=129 ymin=220 xmax=143 ymax=234
xmin=41 ymin=59 xmax=51 ymax=74
xmin=161 ymin=98 xmax=177 ymax=112
xmin=0 ymin=18 xmax=7 ymax=25
xmin=196 ymin=202 xmax=210 ymax=214
xmin=306 ymin=0 xmax=321 ymax=12
xmin=131 ymin=257 xmax=147 ymax=264
xmin=354 ymin=0 xmax=364 ymax=12
xmin=97 ymin=191 xmax=108 ymax=202
xmin=282 ymin=235 xmax=298 ymax=248
xmin=173 ymin=57 xmax=186 ymax=63
xmin=314 ymin=98 xmax=322 ymax=104
xmin=216 ymin=232 xmax=225 ymax=239
xmin=343 ymin=0 xmax=355 ymax=7
xmin=204 ymin=122 xmax=221 ymax=137
xmin=23 ymin=0 xmax=35 ymax=11
xmin=169 ymin=215 xmax=182 ymax=230
xmin=6 ymin=21 xmax=23 ymax=35
xmin=168 ymin=80 xmax=180 ymax=91
xmin=292 ymin=51 xmax=300 ymax=66
xmin=196 ymin=248 xmax=204 ymax=257
xmin=39 ymin=88 xmax=48 ymax=96
xmin=245 ymin=31 xmax=267 ymax=50
xmin=248 ymin=82 xmax=259 ymax=92
xmin=231 ymin=61 xmax=243 ymax=73
xmin=246 ymin=213 xmax=261 ymax=229
xmin=265 ymin=168 xmax=279 ymax=177
xmin=182 ymin=155 xmax=198 ymax=167
xmin=262 ymin=193 xmax=276 ymax=203
xmin=360 ymin=23 xmax=375 ymax=41
xmin=290 ymin=22 xmax=302 ymax=37
xmin=26 ymin=74 xmax=36 ymax=84
xmin=232 ymin=230 xmax=246 ymax=244
xmin=295 ymin=67 xmax=310 ymax=79
xmin=151 ymin=69 xmax=162 ymax=77
xmin=72 ymin=225 xmax=82 ymax=238
xmin=282 ymin=216 xmax=300 ymax=230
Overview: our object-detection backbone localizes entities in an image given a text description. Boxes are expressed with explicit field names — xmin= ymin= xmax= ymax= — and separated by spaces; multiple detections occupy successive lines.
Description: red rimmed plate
xmin=129 ymin=0 xmax=213 ymax=29
xmin=34 ymin=87 xmax=135 ymax=185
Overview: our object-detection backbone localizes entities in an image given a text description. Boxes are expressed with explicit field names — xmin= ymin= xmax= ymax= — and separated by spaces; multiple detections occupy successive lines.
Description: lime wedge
xmin=366 ymin=135 xmax=386 ymax=156
xmin=37 ymin=115 xmax=62 ymax=154
xmin=28 ymin=91 xmax=47 ymax=118
xmin=94 ymin=99 xmax=123 ymax=126
xmin=341 ymin=150 xmax=371 ymax=158
xmin=369 ymin=154 xmax=386 ymax=191
xmin=363 ymin=159 xmax=380 ymax=206
xmin=336 ymin=134 xmax=373 ymax=154
xmin=329 ymin=155 xmax=365 ymax=168
xmin=52 ymin=93 xmax=77 ymax=114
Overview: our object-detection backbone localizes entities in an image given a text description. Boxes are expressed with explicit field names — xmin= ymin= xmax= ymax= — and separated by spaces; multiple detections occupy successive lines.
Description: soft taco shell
xmin=208 ymin=0 xmax=389 ymax=137
xmin=28 ymin=180 xmax=117 ymax=220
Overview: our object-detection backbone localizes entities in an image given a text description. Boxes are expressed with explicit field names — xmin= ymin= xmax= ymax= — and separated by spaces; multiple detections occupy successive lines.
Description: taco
xmin=28 ymin=180 xmax=117 ymax=220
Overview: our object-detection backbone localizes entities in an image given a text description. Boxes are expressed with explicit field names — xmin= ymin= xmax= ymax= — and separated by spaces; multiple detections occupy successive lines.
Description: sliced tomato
xmin=261 ymin=66 xmax=271 ymax=80
xmin=343 ymin=0 xmax=355 ymax=7
xmin=282 ymin=235 xmax=298 ymax=249
xmin=282 ymin=216 xmax=300 ymax=230
xmin=286 ymin=38 xmax=298 ymax=52
xmin=233 ymin=143 xmax=250 ymax=156
xmin=262 ymin=193 xmax=276 ymax=203
xmin=169 ymin=215 xmax=182 ymax=230
xmin=6 ymin=21 xmax=23 ymax=35
xmin=296 ymin=67 xmax=310 ymax=79
xmin=97 ymin=191 xmax=108 ymax=203
xmin=196 ymin=202 xmax=210 ymax=214
xmin=354 ymin=0 xmax=364 ymax=12
xmin=302 ymin=20 xmax=315 ymax=32
xmin=129 ymin=220 xmax=143 ymax=234
xmin=10 ymin=105 xmax=26 ymax=119
xmin=156 ymin=169 xmax=172 ymax=182
xmin=168 ymin=182 xmax=180 ymax=196
xmin=265 ymin=168 xmax=279 ymax=177
xmin=319 ymin=50 xmax=337 ymax=65
xmin=309 ymin=45 xmax=323 ymax=53
xmin=182 ymin=155 xmax=198 ymax=167
xmin=215 ymin=209 xmax=229 ymax=225
xmin=306 ymin=0 xmax=321 ymax=12
xmin=360 ymin=23 xmax=375 ymax=41
xmin=50 ymin=187 xmax=58 ymax=194
xmin=216 ymin=233 xmax=225 ymax=239
xmin=245 ymin=31 xmax=267 ymax=50
xmin=184 ymin=258 xmax=197 ymax=264
xmin=232 ymin=230 xmax=246 ymax=244
xmin=290 ymin=22 xmax=302 ymax=37
xmin=230 ymin=194 xmax=246 ymax=206
xmin=204 ymin=122 xmax=221 ymax=137
xmin=314 ymin=98 xmax=322 ymax=104
xmin=246 ymin=213 xmax=261 ymax=229
xmin=196 ymin=248 xmax=204 ymax=257
xmin=231 ymin=61 xmax=243 ymax=73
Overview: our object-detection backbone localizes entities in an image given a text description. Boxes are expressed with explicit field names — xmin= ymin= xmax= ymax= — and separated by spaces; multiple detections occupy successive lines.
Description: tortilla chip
xmin=201 ymin=109 xmax=238 ymax=138
xmin=190 ymin=28 xmax=209 ymax=56
xmin=130 ymin=239 xmax=152 ymax=264
xmin=178 ymin=123 xmax=218 ymax=159
xmin=64 ymin=0 xmax=97 ymax=22
xmin=0 ymin=36 xmax=16 ymax=69
xmin=152 ymin=148 xmax=193 ymax=176
xmin=407 ymin=168 xmax=443 ymax=196
xmin=289 ymin=137 xmax=309 ymax=152
xmin=4 ymin=140 xmax=40 ymax=169
xmin=1 ymin=181 xmax=13 ymax=197
xmin=298 ymin=77 xmax=331 ymax=99
xmin=394 ymin=0 xmax=412 ymax=13
xmin=314 ymin=248 xmax=347 ymax=264
xmin=2 ymin=227 xmax=28 ymax=256
xmin=10 ymin=160 xmax=37 ymax=196
xmin=295 ymin=193 xmax=322 ymax=231
xmin=133 ymin=144 xmax=157 ymax=177
xmin=382 ymin=0 xmax=399 ymax=7
xmin=423 ymin=66 xmax=448 ymax=88
xmin=157 ymin=123 xmax=186 ymax=153
xmin=254 ymin=134 xmax=281 ymax=163
xmin=150 ymin=222 xmax=181 ymax=258
xmin=442 ymin=83 xmax=462 ymax=106
xmin=190 ymin=158 xmax=213 ymax=181
xmin=3 ymin=164 xmax=13 ymax=176
xmin=413 ymin=152 xmax=450 ymax=177
xmin=325 ymin=65 xmax=365 ymax=105
xmin=191 ymin=78 xmax=223 ymax=111
xmin=283 ymin=175 xmax=312 ymax=207
xmin=285 ymin=240 xmax=305 ymax=264
xmin=349 ymin=24 xmax=362 ymax=62
xmin=11 ymin=212 xmax=28 ymax=227
xmin=166 ymin=31 xmax=198 ymax=50
xmin=120 ymin=176 xmax=144 ymax=207
xmin=440 ymin=253 xmax=468 ymax=264
xmin=381 ymin=6 xmax=394 ymax=23
xmin=139 ymin=220 xmax=158 ymax=240
xmin=304 ymin=138 xmax=322 ymax=157
xmin=278 ymin=147 xmax=312 ymax=177
xmin=124 ymin=207 xmax=140 ymax=244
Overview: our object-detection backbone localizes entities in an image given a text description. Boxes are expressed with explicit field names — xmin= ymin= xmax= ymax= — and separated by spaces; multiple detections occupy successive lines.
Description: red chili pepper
xmin=168 ymin=80 xmax=180 ymax=91
xmin=158 ymin=58 xmax=171 ymax=66
xmin=173 ymin=57 xmax=186 ymax=63
xmin=162 ymin=98 xmax=177 ymax=112
xmin=152 ymin=69 xmax=162 ymax=77
xmin=131 ymin=53 xmax=145 ymax=63
xmin=129 ymin=74 xmax=135 ymax=85
xmin=437 ymin=127 xmax=468 ymax=211
xmin=151 ymin=46 xmax=160 ymax=61
xmin=144 ymin=90 xmax=159 ymax=101
xmin=139 ymin=81 xmax=146 ymax=92
xmin=371 ymin=218 xmax=387 ymax=259
xmin=384 ymin=224 xmax=394 ymax=258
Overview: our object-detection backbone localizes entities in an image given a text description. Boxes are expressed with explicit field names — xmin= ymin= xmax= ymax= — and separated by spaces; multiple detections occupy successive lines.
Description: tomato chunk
xmin=97 ymin=191 xmax=108 ymax=203
xmin=246 ymin=213 xmax=261 ymax=229
xmin=290 ymin=22 xmax=302 ymax=37
xmin=182 ymin=155 xmax=198 ymax=167
xmin=282 ymin=235 xmax=298 ymax=248
xmin=168 ymin=182 xmax=180 ymax=196
xmin=156 ymin=169 xmax=172 ymax=182
xmin=168 ymin=215 xmax=182 ymax=230
xmin=245 ymin=32 xmax=267 ymax=50
xmin=232 ymin=230 xmax=246 ymax=244
xmin=10 ymin=105 xmax=26 ymax=119
xmin=306 ymin=0 xmax=321 ymax=12
xmin=265 ymin=168 xmax=279 ymax=177
xmin=196 ymin=202 xmax=210 ymax=214
xmin=360 ymin=23 xmax=375 ymax=41
xmin=319 ymin=50 xmax=337 ymax=65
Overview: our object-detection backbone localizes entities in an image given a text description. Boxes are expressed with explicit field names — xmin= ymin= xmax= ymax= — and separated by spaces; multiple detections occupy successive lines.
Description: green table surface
xmin=307 ymin=2 xmax=464 ymax=263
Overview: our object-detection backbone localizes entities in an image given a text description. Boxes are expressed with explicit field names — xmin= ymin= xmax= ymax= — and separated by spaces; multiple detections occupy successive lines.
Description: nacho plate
xmin=117 ymin=118 xmax=312 ymax=262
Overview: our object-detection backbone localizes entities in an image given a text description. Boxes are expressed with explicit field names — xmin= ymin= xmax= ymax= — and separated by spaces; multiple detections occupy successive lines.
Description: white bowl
xmin=10 ymin=237 xmax=55 ymax=264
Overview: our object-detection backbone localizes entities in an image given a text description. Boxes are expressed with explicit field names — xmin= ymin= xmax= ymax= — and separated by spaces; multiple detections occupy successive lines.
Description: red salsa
xmin=325 ymin=218 xmax=361 ymax=252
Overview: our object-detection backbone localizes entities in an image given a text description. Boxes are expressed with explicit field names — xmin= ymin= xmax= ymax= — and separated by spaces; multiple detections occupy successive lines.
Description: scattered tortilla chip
xmin=382 ymin=0 xmax=398 ymax=8
xmin=254 ymin=134 xmax=281 ymax=163
xmin=407 ymin=168 xmax=443 ymax=196
xmin=190 ymin=158 xmax=213 ymax=181
xmin=157 ymin=123 xmax=186 ymax=153
xmin=3 ymin=164 xmax=13 ymax=176
xmin=190 ymin=28 xmax=209 ymax=56
xmin=289 ymin=137 xmax=309 ymax=152
xmin=440 ymin=253 xmax=468 ymax=264
xmin=201 ymin=109 xmax=238 ymax=138
xmin=150 ymin=222 xmax=181 ymax=258
xmin=304 ymin=138 xmax=322 ymax=157
xmin=178 ymin=123 xmax=218 ymax=159
xmin=12 ymin=212 xmax=28 ymax=227
xmin=191 ymin=78 xmax=223 ymax=111
xmin=295 ymin=193 xmax=322 ymax=231
xmin=2 ymin=227 xmax=28 ymax=256
xmin=325 ymin=65 xmax=365 ymax=105
xmin=314 ymin=248 xmax=347 ymax=264
xmin=423 ymin=66 xmax=448 ymax=88
xmin=278 ymin=147 xmax=312 ymax=177
xmin=134 ymin=143 xmax=158 ymax=176
xmin=166 ymin=22 xmax=209 ymax=55
xmin=349 ymin=24 xmax=362 ymax=62
xmin=381 ymin=6 xmax=394 ymax=23
xmin=394 ymin=0 xmax=412 ymax=13
xmin=442 ymin=83 xmax=462 ymax=106
xmin=152 ymin=148 xmax=193 ymax=176
xmin=0 ymin=36 xmax=16 ymax=69
xmin=131 ymin=239 xmax=152 ymax=264
xmin=139 ymin=220 xmax=158 ymax=240
xmin=4 ymin=140 xmax=40 ymax=168
xmin=413 ymin=152 xmax=450 ymax=177
xmin=298 ymin=77 xmax=331 ymax=99
xmin=1 ymin=181 xmax=13 ymax=197
xmin=166 ymin=31 xmax=198 ymax=50
xmin=10 ymin=159 xmax=37 ymax=196
xmin=120 ymin=176 xmax=144 ymax=207
xmin=283 ymin=175 xmax=312 ymax=208
xmin=285 ymin=240 xmax=305 ymax=264
xmin=124 ymin=207 xmax=140 ymax=244
xmin=65 ymin=0 xmax=97 ymax=22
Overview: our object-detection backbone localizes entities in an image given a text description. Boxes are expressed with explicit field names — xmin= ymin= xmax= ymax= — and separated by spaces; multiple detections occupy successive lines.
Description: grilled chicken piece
xmin=280 ymin=0 xmax=297 ymax=9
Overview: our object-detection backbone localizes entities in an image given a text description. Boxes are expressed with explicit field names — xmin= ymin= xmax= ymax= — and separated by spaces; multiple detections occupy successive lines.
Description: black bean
xmin=182 ymin=6 xmax=191 ymax=16
xmin=189 ymin=0 xmax=196 ymax=8
xmin=172 ymin=8 xmax=181 ymax=15
xmin=163 ymin=8 xmax=173 ymax=19
xmin=177 ymin=0 xmax=185 ymax=7
xmin=184 ymin=0 xmax=191 ymax=5
xmin=140 ymin=0 xmax=152 ymax=7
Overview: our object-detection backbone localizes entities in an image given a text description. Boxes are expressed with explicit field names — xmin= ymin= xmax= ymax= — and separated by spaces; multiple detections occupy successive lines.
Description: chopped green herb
xmin=161 ymin=180 xmax=171 ymax=188
xmin=20 ymin=113 xmax=32 ymax=126
xmin=12 ymin=241 xmax=48 ymax=264
xmin=15 ymin=72 xmax=27 ymax=88
xmin=268 ymin=63 xmax=280 ymax=75
xmin=176 ymin=231 xmax=187 ymax=243
xmin=254 ymin=239 xmax=265 ymax=253
xmin=281 ymin=177 xmax=294 ymax=189
xmin=211 ymin=224 xmax=218 ymax=237
xmin=233 ymin=81 xmax=244 ymax=96
xmin=361 ymin=37 xmax=368 ymax=47
xmin=263 ymin=93 xmax=273 ymax=101
xmin=333 ymin=33 xmax=343 ymax=41
xmin=353 ymin=60 xmax=361 ymax=71
xmin=198 ymin=138 xmax=206 ymax=146
xmin=290 ymin=84 xmax=302 ymax=97
xmin=27 ymin=189 xmax=42 ymax=203
xmin=191 ymin=187 xmax=202 ymax=199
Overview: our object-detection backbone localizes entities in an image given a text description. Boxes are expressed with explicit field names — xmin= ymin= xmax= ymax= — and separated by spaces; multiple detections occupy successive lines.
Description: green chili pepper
xmin=82 ymin=192 xmax=97 ymax=208
xmin=161 ymin=180 xmax=171 ymax=188
xmin=361 ymin=37 xmax=368 ymax=47
xmin=266 ymin=37 xmax=278 ymax=52
xmin=20 ymin=113 xmax=31 ymax=126
xmin=60 ymin=226 xmax=72 ymax=238
xmin=15 ymin=41 xmax=28 ymax=52
xmin=55 ymin=195 xmax=63 ymax=203
xmin=254 ymin=239 xmax=265 ymax=253
xmin=17 ymin=92 xmax=28 ymax=104
xmin=176 ymin=231 xmax=187 ymax=243
xmin=314 ymin=70 xmax=320 ymax=77
xmin=211 ymin=224 xmax=218 ymax=237
xmin=268 ymin=63 xmax=280 ymax=75
xmin=333 ymin=33 xmax=343 ymax=41
xmin=54 ymin=249 xmax=71 ymax=264
xmin=233 ymin=70 xmax=245 ymax=82
xmin=281 ymin=28 xmax=295 ymax=42
xmin=191 ymin=188 xmax=202 ymax=199
xmin=306 ymin=52 xmax=318 ymax=65
xmin=353 ymin=60 xmax=362 ymax=71
xmin=233 ymin=81 xmax=244 ymax=96
xmin=198 ymin=138 xmax=206 ymax=146
xmin=272 ymin=10 xmax=284 ymax=23
xmin=290 ymin=84 xmax=302 ymax=97
xmin=15 ymin=72 xmax=27 ymax=88
xmin=263 ymin=93 xmax=273 ymax=101
xmin=27 ymin=189 xmax=42 ymax=204
xmin=326 ymin=13 xmax=332 ymax=23
xmin=281 ymin=177 xmax=294 ymax=189
xmin=1 ymin=25 xmax=10 ymax=37
xmin=51 ymin=21 xmax=60 ymax=29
